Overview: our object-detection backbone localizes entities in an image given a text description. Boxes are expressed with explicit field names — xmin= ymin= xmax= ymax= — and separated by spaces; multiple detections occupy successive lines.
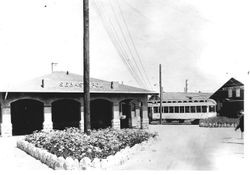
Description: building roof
xmin=2 ymin=71 xmax=156 ymax=94
xmin=210 ymin=77 xmax=244 ymax=99
xmin=149 ymin=92 xmax=212 ymax=101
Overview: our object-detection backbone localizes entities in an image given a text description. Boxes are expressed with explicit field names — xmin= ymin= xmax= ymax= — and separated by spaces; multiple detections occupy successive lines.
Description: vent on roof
xmin=111 ymin=81 xmax=119 ymax=89
xmin=66 ymin=71 xmax=69 ymax=75
xmin=41 ymin=79 xmax=44 ymax=88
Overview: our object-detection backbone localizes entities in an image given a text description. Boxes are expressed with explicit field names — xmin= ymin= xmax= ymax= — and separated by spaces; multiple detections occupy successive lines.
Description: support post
xmin=141 ymin=100 xmax=149 ymax=129
xmin=43 ymin=106 xmax=53 ymax=131
xmin=80 ymin=106 xmax=84 ymax=130
xmin=112 ymin=102 xmax=120 ymax=129
xmin=1 ymin=106 xmax=12 ymax=137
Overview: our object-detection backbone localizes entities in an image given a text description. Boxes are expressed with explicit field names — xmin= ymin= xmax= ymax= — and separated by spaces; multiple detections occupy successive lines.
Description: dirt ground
xmin=0 ymin=125 xmax=245 ymax=171
xmin=115 ymin=125 xmax=244 ymax=170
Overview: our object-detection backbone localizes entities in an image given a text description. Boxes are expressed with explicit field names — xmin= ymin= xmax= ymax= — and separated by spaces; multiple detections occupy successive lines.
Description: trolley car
xmin=148 ymin=93 xmax=217 ymax=124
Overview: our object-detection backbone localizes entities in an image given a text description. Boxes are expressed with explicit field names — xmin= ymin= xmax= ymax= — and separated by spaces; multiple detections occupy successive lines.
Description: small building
xmin=0 ymin=71 xmax=155 ymax=136
xmin=148 ymin=92 xmax=217 ymax=123
xmin=210 ymin=77 xmax=244 ymax=118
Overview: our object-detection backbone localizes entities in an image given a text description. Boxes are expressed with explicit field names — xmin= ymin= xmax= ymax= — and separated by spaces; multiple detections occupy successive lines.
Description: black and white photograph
xmin=0 ymin=0 xmax=248 ymax=172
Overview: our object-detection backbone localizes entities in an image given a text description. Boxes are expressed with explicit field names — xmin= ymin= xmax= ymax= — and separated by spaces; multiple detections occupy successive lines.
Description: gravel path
xmin=0 ymin=125 xmax=244 ymax=171
xmin=0 ymin=136 xmax=52 ymax=171
xmin=115 ymin=125 xmax=244 ymax=170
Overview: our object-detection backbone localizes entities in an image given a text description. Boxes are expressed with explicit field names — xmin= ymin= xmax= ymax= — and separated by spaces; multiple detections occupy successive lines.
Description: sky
xmin=0 ymin=0 xmax=249 ymax=93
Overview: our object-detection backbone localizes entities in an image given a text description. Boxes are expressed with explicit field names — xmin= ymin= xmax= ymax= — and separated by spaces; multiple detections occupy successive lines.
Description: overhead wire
xmin=117 ymin=0 xmax=153 ymax=90
xmin=108 ymin=0 xmax=148 ymax=88
xmin=92 ymin=0 xmax=145 ymax=87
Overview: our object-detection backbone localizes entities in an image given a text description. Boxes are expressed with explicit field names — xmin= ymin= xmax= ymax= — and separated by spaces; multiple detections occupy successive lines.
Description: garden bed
xmin=199 ymin=116 xmax=239 ymax=128
xmin=17 ymin=128 xmax=157 ymax=170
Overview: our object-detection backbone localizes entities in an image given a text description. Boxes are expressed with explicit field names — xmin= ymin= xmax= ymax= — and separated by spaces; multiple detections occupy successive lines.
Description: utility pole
xmin=159 ymin=64 xmax=162 ymax=124
xmin=184 ymin=79 xmax=188 ymax=93
xmin=83 ymin=0 xmax=91 ymax=134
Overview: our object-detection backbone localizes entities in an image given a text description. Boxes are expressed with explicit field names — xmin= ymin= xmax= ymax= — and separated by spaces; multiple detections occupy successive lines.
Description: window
xmin=196 ymin=106 xmax=201 ymax=113
xmin=209 ymin=106 xmax=215 ymax=112
xmin=228 ymin=89 xmax=232 ymax=98
xmin=174 ymin=106 xmax=179 ymax=113
xmin=169 ymin=106 xmax=174 ymax=113
xmin=185 ymin=106 xmax=190 ymax=113
xmin=163 ymin=106 xmax=168 ymax=113
xmin=236 ymin=88 xmax=240 ymax=97
xmin=202 ymin=106 xmax=207 ymax=113
xmin=191 ymin=106 xmax=196 ymax=113
xmin=180 ymin=106 xmax=184 ymax=113
xmin=154 ymin=107 xmax=159 ymax=113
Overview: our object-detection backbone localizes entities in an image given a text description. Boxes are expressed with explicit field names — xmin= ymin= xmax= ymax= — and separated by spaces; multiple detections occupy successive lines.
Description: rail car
xmin=148 ymin=99 xmax=217 ymax=124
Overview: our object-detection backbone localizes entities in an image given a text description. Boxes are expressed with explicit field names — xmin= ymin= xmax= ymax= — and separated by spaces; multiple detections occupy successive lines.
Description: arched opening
xmin=90 ymin=99 xmax=113 ymax=130
xmin=120 ymin=99 xmax=136 ymax=129
xmin=11 ymin=99 xmax=44 ymax=135
xmin=52 ymin=99 xmax=81 ymax=130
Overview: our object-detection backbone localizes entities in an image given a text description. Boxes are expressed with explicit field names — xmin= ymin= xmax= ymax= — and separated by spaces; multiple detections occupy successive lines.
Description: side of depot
xmin=0 ymin=71 xmax=156 ymax=136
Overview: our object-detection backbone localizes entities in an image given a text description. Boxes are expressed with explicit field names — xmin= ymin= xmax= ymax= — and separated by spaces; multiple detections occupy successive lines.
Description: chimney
xmin=66 ymin=71 xmax=69 ymax=75
xmin=41 ymin=79 xmax=44 ymax=88
xmin=111 ymin=81 xmax=119 ymax=89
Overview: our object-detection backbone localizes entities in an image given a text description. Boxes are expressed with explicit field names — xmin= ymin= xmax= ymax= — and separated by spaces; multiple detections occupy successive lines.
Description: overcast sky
xmin=0 ymin=0 xmax=249 ymax=92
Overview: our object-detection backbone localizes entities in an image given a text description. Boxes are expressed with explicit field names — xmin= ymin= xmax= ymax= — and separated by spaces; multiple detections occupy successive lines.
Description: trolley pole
xmin=83 ymin=0 xmax=91 ymax=134
xmin=159 ymin=64 xmax=162 ymax=124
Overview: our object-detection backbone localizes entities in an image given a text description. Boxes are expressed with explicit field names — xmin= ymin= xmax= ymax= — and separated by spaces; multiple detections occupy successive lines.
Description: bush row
xmin=24 ymin=128 xmax=157 ymax=161
xmin=199 ymin=117 xmax=239 ymax=128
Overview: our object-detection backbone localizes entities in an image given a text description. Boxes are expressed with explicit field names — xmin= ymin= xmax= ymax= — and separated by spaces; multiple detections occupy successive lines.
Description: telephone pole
xmin=83 ymin=0 xmax=91 ymax=134
xmin=159 ymin=64 xmax=162 ymax=124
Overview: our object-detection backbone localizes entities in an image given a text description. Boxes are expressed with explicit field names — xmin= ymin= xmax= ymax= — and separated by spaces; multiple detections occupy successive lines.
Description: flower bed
xmin=199 ymin=116 xmax=239 ymax=128
xmin=17 ymin=128 xmax=157 ymax=170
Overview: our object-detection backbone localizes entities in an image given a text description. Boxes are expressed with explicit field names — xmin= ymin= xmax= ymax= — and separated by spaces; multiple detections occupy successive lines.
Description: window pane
xmin=236 ymin=88 xmax=240 ymax=97
xmin=185 ymin=106 xmax=190 ymax=113
xmin=169 ymin=107 xmax=174 ymax=113
xmin=191 ymin=106 xmax=195 ymax=113
xmin=164 ymin=106 xmax=168 ymax=113
xmin=180 ymin=106 xmax=184 ymax=113
xmin=174 ymin=106 xmax=179 ymax=113
xmin=196 ymin=106 xmax=201 ymax=113
xmin=202 ymin=106 xmax=207 ymax=113
xmin=154 ymin=107 xmax=159 ymax=113
xmin=209 ymin=106 xmax=215 ymax=112
xmin=228 ymin=89 xmax=232 ymax=98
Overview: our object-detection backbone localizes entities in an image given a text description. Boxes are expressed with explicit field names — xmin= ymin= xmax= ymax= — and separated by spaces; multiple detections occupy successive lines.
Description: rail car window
xmin=174 ymin=106 xmax=179 ymax=113
xmin=154 ymin=107 xmax=159 ymax=113
xmin=202 ymin=106 xmax=207 ymax=113
xmin=169 ymin=107 xmax=174 ymax=113
xmin=185 ymin=106 xmax=190 ymax=113
xmin=180 ymin=106 xmax=184 ymax=113
xmin=163 ymin=106 xmax=168 ymax=113
xmin=191 ymin=106 xmax=195 ymax=113
xmin=209 ymin=106 xmax=215 ymax=112
xmin=196 ymin=106 xmax=201 ymax=113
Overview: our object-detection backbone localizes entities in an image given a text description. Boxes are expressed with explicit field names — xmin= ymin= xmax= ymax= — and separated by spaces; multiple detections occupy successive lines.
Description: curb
xmin=16 ymin=136 xmax=157 ymax=170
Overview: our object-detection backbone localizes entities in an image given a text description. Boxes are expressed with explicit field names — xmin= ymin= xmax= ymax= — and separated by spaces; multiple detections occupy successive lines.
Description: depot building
xmin=0 ymin=71 xmax=155 ymax=136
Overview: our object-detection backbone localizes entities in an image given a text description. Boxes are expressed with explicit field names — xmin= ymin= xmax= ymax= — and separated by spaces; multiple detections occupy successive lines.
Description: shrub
xmin=25 ymin=128 xmax=157 ymax=161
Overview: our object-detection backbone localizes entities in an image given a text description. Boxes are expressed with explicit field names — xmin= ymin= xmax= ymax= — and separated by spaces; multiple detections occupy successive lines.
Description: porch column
xmin=135 ymin=104 xmax=141 ymax=129
xmin=80 ymin=106 xmax=84 ymax=130
xmin=112 ymin=102 xmax=120 ymax=129
xmin=43 ymin=106 xmax=53 ymax=131
xmin=141 ymin=101 xmax=149 ymax=129
xmin=1 ymin=106 xmax=12 ymax=137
